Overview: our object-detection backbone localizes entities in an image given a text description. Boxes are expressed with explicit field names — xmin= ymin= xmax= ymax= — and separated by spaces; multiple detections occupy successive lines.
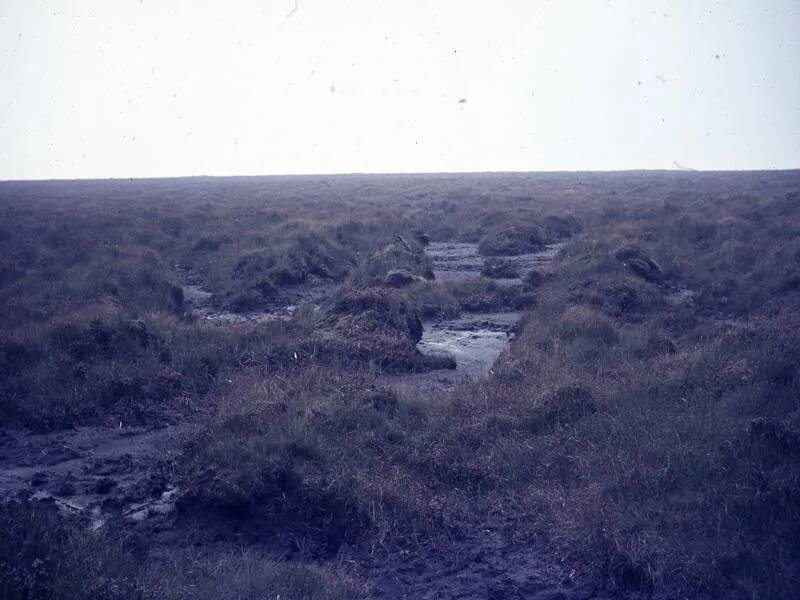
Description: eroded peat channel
xmin=0 ymin=238 xmax=562 ymax=552
xmin=392 ymin=241 xmax=564 ymax=394
xmin=179 ymin=239 xmax=564 ymax=384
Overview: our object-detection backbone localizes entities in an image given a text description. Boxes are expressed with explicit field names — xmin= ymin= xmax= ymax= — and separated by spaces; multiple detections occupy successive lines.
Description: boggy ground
xmin=1 ymin=171 xmax=800 ymax=599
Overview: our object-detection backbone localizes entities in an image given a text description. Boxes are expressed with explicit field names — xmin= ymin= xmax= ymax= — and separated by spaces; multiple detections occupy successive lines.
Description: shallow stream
xmin=390 ymin=241 xmax=563 ymax=395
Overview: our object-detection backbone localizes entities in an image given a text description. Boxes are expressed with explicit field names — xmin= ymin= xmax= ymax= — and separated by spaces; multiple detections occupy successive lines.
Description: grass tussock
xmin=404 ymin=277 xmax=534 ymax=317
xmin=0 ymin=503 xmax=363 ymax=600
xmin=0 ymin=503 xmax=140 ymax=600
xmin=143 ymin=551 xmax=364 ymax=600
xmin=477 ymin=225 xmax=545 ymax=256
xmin=480 ymin=257 xmax=520 ymax=279
xmin=349 ymin=235 xmax=433 ymax=288
xmin=175 ymin=366 xmax=439 ymax=546
xmin=210 ymin=228 xmax=355 ymax=312
xmin=0 ymin=307 xmax=318 ymax=430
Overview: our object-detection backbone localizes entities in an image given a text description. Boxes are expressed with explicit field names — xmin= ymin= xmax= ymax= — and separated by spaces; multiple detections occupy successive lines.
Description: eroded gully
xmin=0 ymin=242 xmax=563 ymax=532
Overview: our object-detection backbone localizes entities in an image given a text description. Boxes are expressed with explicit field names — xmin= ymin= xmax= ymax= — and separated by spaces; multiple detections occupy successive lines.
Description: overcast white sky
xmin=1 ymin=1 xmax=798 ymax=180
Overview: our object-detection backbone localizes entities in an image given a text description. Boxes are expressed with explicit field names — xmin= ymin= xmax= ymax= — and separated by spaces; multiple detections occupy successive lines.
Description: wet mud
xmin=353 ymin=525 xmax=615 ymax=600
xmin=0 ymin=422 xmax=188 ymax=528
xmin=428 ymin=241 xmax=563 ymax=286
xmin=427 ymin=242 xmax=486 ymax=282
xmin=178 ymin=265 xmax=334 ymax=325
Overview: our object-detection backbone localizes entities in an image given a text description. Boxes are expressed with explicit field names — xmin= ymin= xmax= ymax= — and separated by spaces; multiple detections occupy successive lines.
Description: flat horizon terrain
xmin=4 ymin=167 xmax=798 ymax=183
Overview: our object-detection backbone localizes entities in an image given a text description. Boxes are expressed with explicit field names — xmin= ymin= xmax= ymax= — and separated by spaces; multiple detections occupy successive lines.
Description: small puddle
xmin=419 ymin=312 xmax=522 ymax=378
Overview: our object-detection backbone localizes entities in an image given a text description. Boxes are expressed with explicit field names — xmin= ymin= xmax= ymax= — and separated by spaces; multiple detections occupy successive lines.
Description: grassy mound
xmin=318 ymin=288 xmax=454 ymax=373
xmin=478 ymin=226 xmax=545 ymax=256
xmin=349 ymin=235 xmax=433 ymax=287
xmin=481 ymin=258 xmax=520 ymax=279
xmin=174 ymin=368 xmax=434 ymax=545
xmin=211 ymin=229 xmax=354 ymax=312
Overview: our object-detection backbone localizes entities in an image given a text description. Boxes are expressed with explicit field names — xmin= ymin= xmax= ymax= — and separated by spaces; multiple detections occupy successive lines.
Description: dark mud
xmin=351 ymin=525 xmax=615 ymax=600
xmin=0 ymin=422 xmax=189 ymax=528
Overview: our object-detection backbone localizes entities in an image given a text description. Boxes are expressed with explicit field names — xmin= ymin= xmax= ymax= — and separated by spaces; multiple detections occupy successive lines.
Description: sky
xmin=0 ymin=1 xmax=798 ymax=180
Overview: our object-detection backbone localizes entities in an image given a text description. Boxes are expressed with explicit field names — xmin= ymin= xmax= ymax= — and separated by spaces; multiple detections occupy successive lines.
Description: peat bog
xmin=1 ymin=171 xmax=799 ymax=599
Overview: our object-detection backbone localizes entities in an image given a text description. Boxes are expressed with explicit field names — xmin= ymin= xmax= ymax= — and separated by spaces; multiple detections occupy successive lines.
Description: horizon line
xmin=2 ymin=166 xmax=799 ymax=185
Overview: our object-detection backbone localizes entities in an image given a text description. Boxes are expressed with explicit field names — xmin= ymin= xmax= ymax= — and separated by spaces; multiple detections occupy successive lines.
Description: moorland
xmin=1 ymin=170 xmax=799 ymax=599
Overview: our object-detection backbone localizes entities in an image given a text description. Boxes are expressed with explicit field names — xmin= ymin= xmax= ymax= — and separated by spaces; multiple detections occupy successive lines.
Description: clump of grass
xmin=210 ymin=229 xmax=354 ymax=312
xmin=0 ymin=503 xmax=139 ymax=600
xmin=327 ymin=287 xmax=423 ymax=343
xmin=349 ymin=235 xmax=433 ymax=287
xmin=543 ymin=213 xmax=582 ymax=240
xmin=551 ymin=305 xmax=620 ymax=346
xmin=0 ymin=308 xmax=309 ymax=430
xmin=478 ymin=226 xmax=545 ymax=256
xmin=614 ymin=245 xmax=663 ymax=283
xmin=0 ymin=503 xmax=364 ymax=600
xmin=143 ymin=551 xmax=365 ymax=600
xmin=523 ymin=385 xmax=597 ymax=434
xmin=175 ymin=367 xmax=437 ymax=545
xmin=314 ymin=287 xmax=458 ymax=373
xmin=443 ymin=278 xmax=533 ymax=312
xmin=481 ymin=258 xmax=520 ymax=279
xmin=403 ymin=280 xmax=461 ymax=319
